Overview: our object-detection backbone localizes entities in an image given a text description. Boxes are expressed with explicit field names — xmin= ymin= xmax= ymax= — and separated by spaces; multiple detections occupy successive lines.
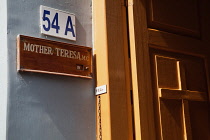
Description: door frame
xmin=93 ymin=0 xmax=156 ymax=139
xmin=93 ymin=0 xmax=134 ymax=140
xmin=94 ymin=0 xmax=210 ymax=140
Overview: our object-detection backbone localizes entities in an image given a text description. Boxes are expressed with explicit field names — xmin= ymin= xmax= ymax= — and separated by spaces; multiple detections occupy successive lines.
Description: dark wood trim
xmin=17 ymin=35 xmax=92 ymax=78
xmin=131 ymin=0 xmax=157 ymax=139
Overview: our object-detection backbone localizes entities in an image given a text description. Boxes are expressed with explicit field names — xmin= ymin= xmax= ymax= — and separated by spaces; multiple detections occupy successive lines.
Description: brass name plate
xmin=17 ymin=35 xmax=92 ymax=78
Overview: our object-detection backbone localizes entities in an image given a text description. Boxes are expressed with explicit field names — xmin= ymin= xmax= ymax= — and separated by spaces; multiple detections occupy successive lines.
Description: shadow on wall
xmin=8 ymin=72 xmax=95 ymax=140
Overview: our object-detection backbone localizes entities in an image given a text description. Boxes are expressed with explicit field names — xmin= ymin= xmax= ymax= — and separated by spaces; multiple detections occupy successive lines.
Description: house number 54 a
xmin=40 ymin=5 xmax=76 ymax=41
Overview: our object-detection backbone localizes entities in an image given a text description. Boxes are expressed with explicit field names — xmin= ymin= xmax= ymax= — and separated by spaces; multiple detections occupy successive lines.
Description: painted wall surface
xmin=0 ymin=0 xmax=8 ymax=139
xmin=7 ymin=0 xmax=95 ymax=140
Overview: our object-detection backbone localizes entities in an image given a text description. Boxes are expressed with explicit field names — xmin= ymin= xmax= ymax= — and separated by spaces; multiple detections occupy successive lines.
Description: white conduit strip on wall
xmin=0 ymin=0 xmax=8 ymax=140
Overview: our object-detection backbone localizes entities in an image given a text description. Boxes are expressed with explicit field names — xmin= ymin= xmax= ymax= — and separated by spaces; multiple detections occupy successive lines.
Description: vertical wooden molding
xmin=93 ymin=0 xmax=111 ymax=140
xmin=129 ymin=0 xmax=157 ymax=139
xmin=127 ymin=0 xmax=142 ymax=140
xmin=122 ymin=5 xmax=135 ymax=140
xmin=94 ymin=0 xmax=132 ymax=140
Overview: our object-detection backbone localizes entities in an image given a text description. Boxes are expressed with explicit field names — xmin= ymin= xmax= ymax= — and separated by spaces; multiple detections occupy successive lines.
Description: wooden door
xmin=129 ymin=0 xmax=210 ymax=139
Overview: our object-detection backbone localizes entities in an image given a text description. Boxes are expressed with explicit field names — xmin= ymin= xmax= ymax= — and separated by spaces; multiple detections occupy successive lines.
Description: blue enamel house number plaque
xmin=40 ymin=5 xmax=76 ymax=41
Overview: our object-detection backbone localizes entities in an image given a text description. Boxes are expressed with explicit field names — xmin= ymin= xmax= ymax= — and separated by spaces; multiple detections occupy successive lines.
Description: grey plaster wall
xmin=7 ymin=0 xmax=95 ymax=140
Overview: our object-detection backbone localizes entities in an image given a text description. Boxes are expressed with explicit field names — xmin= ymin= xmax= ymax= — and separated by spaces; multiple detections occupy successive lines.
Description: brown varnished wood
xmin=94 ymin=0 xmax=210 ymax=139
xmin=150 ymin=48 xmax=210 ymax=140
xmin=129 ymin=0 xmax=210 ymax=139
xmin=17 ymin=35 xmax=92 ymax=78
xmin=148 ymin=29 xmax=207 ymax=56
xmin=160 ymin=99 xmax=184 ymax=140
xmin=160 ymin=89 xmax=208 ymax=102
xmin=147 ymin=0 xmax=200 ymax=37
xmin=130 ymin=0 xmax=157 ymax=139
xmin=182 ymin=100 xmax=193 ymax=140
xmin=188 ymin=101 xmax=210 ymax=139
xmin=94 ymin=0 xmax=133 ymax=140
xmin=183 ymin=58 xmax=208 ymax=92
xmin=106 ymin=0 xmax=133 ymax=139
xmin=156 ymin=56 xmax=180 ymax=89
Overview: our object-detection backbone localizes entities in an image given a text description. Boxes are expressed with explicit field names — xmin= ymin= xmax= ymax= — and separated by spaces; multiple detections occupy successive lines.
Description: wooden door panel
xmin=147 ymin=0 xmax=200 ymax=37
xmin=156 ymin=56 xmax=180 ymax=89
xmin=183 ymin=58 xmax=207 ymax=92
xmin=188 ymin=101 xmax=210 ymax=140
xmin=130 ymin=0 xmax=210 ymax=139
xmin=160 ymin=99 xmax=184 ymax=140
xmin=153 ymin=49 xmax=208 ymax=91
xmin=148 ymin=29 xmax=206 ymax=55
xmin=150 ymin=48 xmax=209 ymax=140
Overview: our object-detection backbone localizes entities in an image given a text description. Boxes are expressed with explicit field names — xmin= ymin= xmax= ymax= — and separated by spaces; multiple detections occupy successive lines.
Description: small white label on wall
xmin=40 ymin=5 xmax=76 ymax=41
xmin=96 ymin=85 xmax=107 ymax=95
